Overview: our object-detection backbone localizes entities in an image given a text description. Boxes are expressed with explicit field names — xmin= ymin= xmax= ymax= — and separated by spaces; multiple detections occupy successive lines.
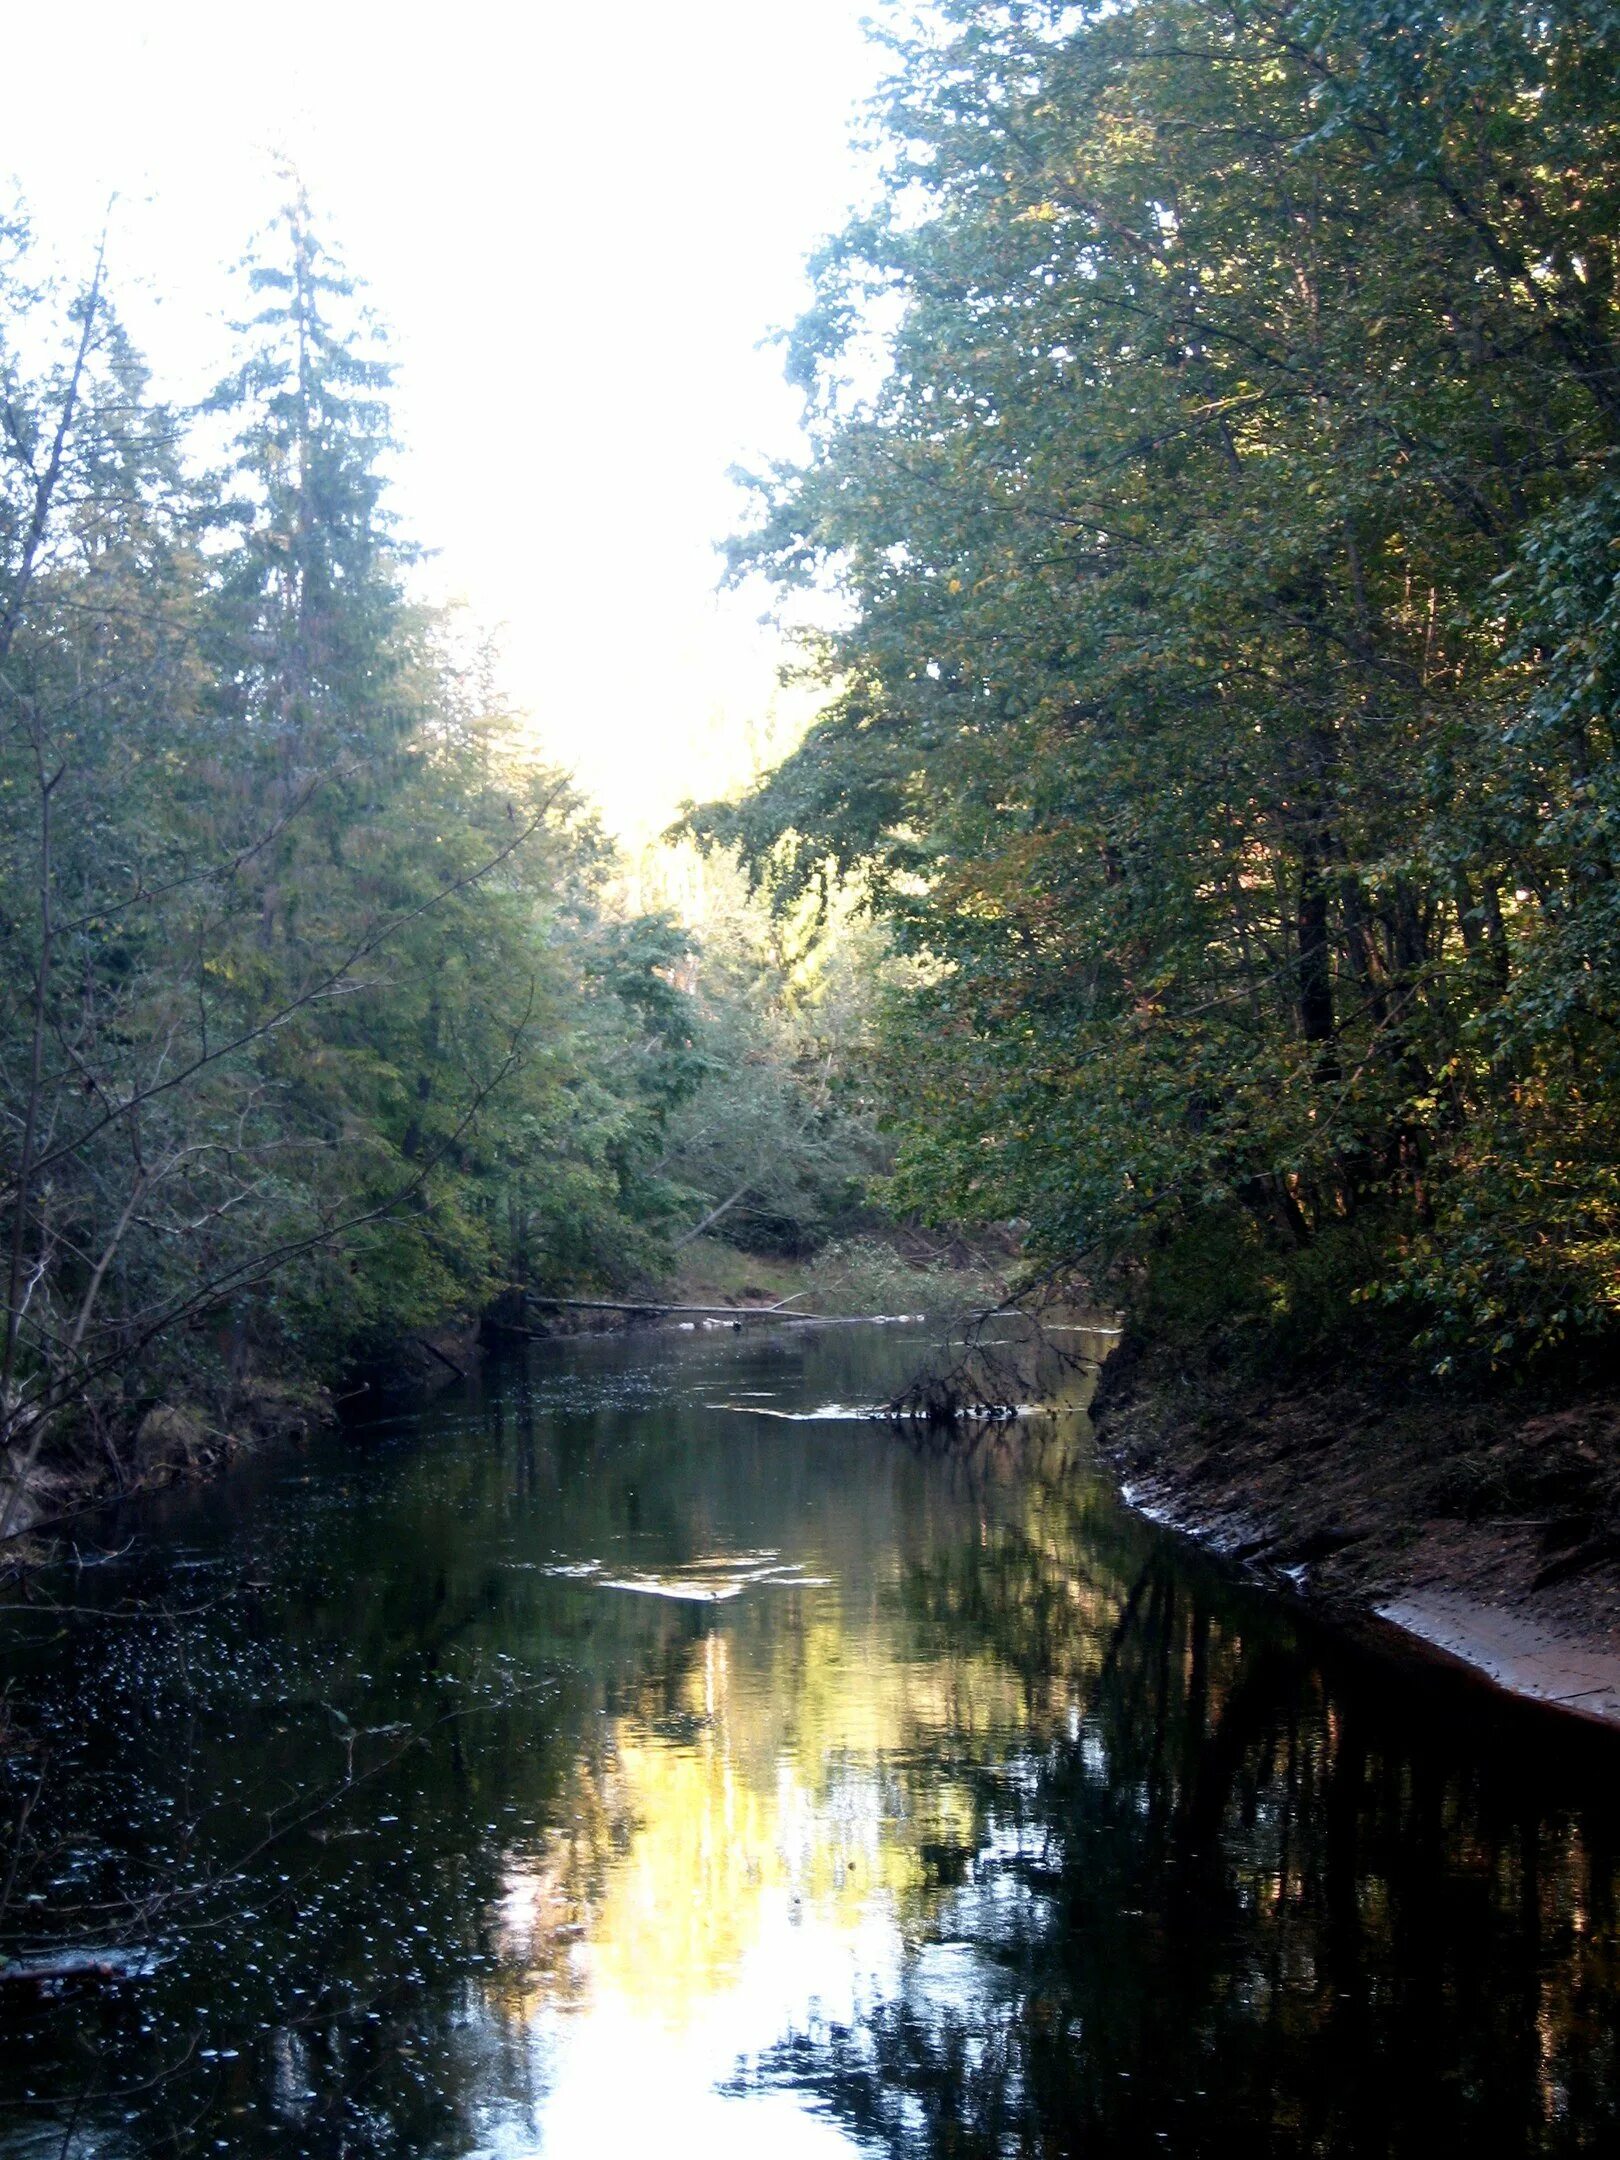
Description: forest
xmin=0 ymin=197 xmax=881 ymax=1539
xmin=6 ymin=0 xmax=1620 ymax=1550
xmin=703 ymin=0 xmax=1620 ymax=1384
xmin=9 ymin=9 xmax=1620 ymax=2150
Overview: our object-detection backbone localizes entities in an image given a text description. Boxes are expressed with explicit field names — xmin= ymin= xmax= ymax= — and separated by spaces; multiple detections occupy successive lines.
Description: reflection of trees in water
xmin=12 ymin=1353 xmax=1620 ymax=2157
xmin=749 ymin=1507 xmax=1620 ymax=2157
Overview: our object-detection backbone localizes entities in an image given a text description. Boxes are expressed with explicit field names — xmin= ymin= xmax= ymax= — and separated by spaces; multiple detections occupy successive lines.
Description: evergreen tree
xmin=0 ymin=192 xmax=718 ymax=1534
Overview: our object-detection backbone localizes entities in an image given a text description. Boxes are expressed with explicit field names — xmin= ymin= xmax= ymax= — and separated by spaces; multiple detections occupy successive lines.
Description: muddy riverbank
xmin=1091 ymin=1334 xmax=1620 ymax=1727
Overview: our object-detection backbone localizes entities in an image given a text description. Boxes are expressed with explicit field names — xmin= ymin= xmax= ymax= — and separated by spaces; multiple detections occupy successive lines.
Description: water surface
xmin=3 ymin=1323 xmax=1620 ymax=2157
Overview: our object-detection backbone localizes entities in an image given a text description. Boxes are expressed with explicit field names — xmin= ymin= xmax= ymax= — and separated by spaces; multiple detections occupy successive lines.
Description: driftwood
xmin=414 ymin=1336 xmax=467 ymax=1379
xmin=517 ymin=1296 xmax=825 ymax=1322
xmin=0 ymin=1947 xmax=156 ymax=1988
xmin=496 ymin=1298 xmax=934 ymax=1334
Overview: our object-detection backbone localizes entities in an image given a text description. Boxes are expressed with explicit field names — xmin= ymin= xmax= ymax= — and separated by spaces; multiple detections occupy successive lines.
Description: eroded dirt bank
xmin=1091 ymin=1335 xmax=1620 ymax=1727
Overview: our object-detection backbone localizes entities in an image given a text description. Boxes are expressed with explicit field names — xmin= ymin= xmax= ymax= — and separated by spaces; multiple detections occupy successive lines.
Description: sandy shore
xmin=1368 ymin=1592 xmax=1620 ymax=1727
xmin=1093 ymin=1336 xmax=1620 ymax=1733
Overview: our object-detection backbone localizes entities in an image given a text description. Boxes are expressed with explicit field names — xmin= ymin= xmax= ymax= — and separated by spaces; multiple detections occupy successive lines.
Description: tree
xmin=0 ymin=190 xmax=711 ymax=1539
xmin=704 ymin=0 xmax=1620 ymax=1371
xmin=647 ymin=848 xmax=887 ymax=1256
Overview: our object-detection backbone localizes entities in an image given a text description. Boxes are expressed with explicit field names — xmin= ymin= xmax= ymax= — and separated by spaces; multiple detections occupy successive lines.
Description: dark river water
xmin=4 ymin=1322 xmax=1620 ymax=2157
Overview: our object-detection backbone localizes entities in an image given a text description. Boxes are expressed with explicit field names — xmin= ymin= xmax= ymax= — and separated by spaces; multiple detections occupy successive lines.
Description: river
xmin=3 ymin=1321 xmax=1620 ymax=2156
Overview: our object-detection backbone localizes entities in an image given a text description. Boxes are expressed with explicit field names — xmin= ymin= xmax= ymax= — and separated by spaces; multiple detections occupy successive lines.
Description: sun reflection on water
xmin=12 ymin=1325 xmax=1617 ymax=2157
xmin=485 ymin=1533 xmax=1060 ymax=2149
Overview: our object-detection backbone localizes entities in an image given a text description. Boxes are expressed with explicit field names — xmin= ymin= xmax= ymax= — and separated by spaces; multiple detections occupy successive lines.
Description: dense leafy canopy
xmin=707 ymin=0 xmax=1620 ymax=1371
xmin=0 ymin=194 xmax=875 ymax=1524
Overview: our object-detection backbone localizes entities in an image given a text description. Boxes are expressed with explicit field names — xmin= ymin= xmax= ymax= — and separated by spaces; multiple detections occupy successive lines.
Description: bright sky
xmin=2 ymin=1 xmax=885 ymax=841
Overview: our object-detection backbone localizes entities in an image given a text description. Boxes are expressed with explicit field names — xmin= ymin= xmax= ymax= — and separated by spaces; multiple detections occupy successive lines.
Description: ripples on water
xmin=3 ymin=1322 xmax=1620 ymax=2157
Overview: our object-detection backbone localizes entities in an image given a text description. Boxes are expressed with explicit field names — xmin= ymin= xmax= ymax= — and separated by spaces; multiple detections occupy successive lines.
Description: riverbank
xmin=516 ymin=1235 xmax=1013 ymax=1336
xmin=669 ymin=1232 xmax=1010 ymax=1319
xmin=1 ymin=1238 xmax=1009 ymax=1564
xmin=0 ymin=1377 xmax=332 ymax=1567
xmin=1091 ymin=1335 xmax=1620 ymax=1728
xmin=19 ymin=1313 xmax=1620 ymax=2154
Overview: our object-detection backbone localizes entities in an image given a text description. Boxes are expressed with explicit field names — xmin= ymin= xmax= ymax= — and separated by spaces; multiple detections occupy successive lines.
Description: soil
xmin=1090 ymin=1334 xmax=1620 ymax=1728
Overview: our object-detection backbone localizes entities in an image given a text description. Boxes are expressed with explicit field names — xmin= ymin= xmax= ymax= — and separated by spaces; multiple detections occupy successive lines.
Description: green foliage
xmin=645 ymin=847 xmax=890 ymax=1256
xmin=702 ymin=0 xmax=1620 ymax=1376
xmin=0 ymin=193 xmax=718 ymax=1511
xmin=805 ymin=1234 xmax=1006 ymax=1318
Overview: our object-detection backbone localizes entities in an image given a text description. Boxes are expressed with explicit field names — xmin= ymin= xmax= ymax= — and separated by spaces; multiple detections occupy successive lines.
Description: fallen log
xmin=414 ymin=1336 xmax=468 ymax=1379
xmin=501 ymin=1299 xmax=929 ymax=1332
xmin=0 ymin=1946 xmax=158 ymax=1988
xmin=517 ymin=1296 xmax=825 ymax=1321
